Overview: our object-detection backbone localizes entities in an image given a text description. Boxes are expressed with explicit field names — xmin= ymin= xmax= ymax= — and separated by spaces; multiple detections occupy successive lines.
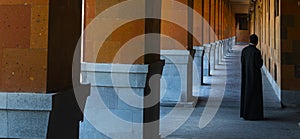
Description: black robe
xmin=240 ymin=45 xmax=264 ymax=120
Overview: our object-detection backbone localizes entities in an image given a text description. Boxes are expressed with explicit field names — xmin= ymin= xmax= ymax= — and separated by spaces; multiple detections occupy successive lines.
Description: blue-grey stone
xmin=0 ymin=93 xmax=7 ymax=109
xmin=81 ymin=63 xmax=148 ymax=73
xmin=7 ymin=110 xmax=50 ymax=138
xmin=117 ymin=98 xmax=142 ymax=112
xmin=110 ymin=109 xmax=133 ymax=123
xmin=262 ymin=66 xmax=281 ymax=100
xmin=160 ymin=49 xmax=194 ymax=104
xmin=7 ymin=93 xmax=52 ymax=111
xmin=132 ymin=111 xmax=143 ymax=123
xmin=95 ymin=87 xmax=119 ymax=109
xmin=80 ymin=119 xmax=111 ymax=139
xmin=0 ymin=111 xmax=7 ymax=138
xmin=282 ymin=90 xmax=300 ymax=107
xmin=80 ymin=63 xmax=149 ymax=138
xmin=161 ymin=50 xmax=190 ymax=64
xmin=0 ymin=93 xmax=54 ymax=139
xmin=84 ymin=66 xmax=147 ymax=88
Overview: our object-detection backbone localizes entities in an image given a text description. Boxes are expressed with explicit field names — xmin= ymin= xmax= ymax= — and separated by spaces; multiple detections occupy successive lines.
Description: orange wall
xmin=0 ymin=0 xmax=48 ymax=92
xmin=85 ymin=0 xmax=96 ymax=27
xmin=203 ymin=0 xmax=210 ymax=44
xmin=193 ymin=0 xmax=203 ymax=46
xmin=210 ymin=0 xmax=215 ymax=42
xmin=84 ymin=0 xmax=236 ymax=63
xmin=96 ymin=20 xmax=145 ymax=64
xmin=252 ymin=0 xmax=281 ymax=88
xmin=215 ymin=0 xmax=219 ymax=41
xmin=222 ymin=0 xmax=235 ymax=39
xmin=161 ymin=0 xmax=189 ymax=50
xmin=84 ymin=0 xmax=145 ymax=64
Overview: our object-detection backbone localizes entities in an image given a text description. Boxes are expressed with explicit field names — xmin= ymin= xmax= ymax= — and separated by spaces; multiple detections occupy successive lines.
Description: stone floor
xmin=161 ymin=45 xmax=300 ymax=139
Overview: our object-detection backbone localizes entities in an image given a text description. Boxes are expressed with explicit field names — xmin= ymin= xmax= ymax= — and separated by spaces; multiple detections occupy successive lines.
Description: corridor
xmin=1 ymin=0 xmax=300 ymax=138
xmin=162 ymin=45 xmax=300 ymax=139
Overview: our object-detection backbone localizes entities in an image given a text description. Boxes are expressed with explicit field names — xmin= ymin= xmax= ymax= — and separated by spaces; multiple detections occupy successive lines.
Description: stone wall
xmin=250 ymin=0 xmax=300 ymax=106
xmin=222 ymin=0 xmax=236 ymax=40
xmin=252 ymin=0 xmax=300 ymax=91
xmin=83 ymin=0 xmax=236 ymax=63
xmin=161 ymin=0 xmax=189 ymax=49
xmin=193 ymin=0 xmax=203 ymax=46
xmin=83 ymin=0 xmax=145 ymax=64
xmin=281 ymin=0 xmax=300 ymax=91
xmin=251 ymin=0 xmax=281 ymax=89
xmin=0 ymin=0 xmax=48 ymax=92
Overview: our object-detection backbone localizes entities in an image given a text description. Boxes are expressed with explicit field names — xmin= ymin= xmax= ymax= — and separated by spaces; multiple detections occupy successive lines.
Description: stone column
xmin=80 ymin=0 xmax=164 ymax=138
xmin=0 ymin=93 xmax=53 ymax=138
xmin=219 ymin=40 xmax=224 ymax=63
xmin=0 ymin=0 xmax=90 ymax=138
xmin=223 ymin=39 xmax=229 ymax=56
xmin=160 ymin=50 xmax=197 ymax=107
xmin=80 ymin=63 xmax=152 ymax=139
xmin=193 ymin=46 xmax=205 ymax=86
xmin=210 ymin=42 xmax=217 ymax=70
xmin=203 ymin=44 xmax=212 ymax=76
xmin=214 ymin=41 xmax=220 ymax=68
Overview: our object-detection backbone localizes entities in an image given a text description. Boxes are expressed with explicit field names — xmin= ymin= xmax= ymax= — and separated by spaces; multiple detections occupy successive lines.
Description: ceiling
xmin=229 ymin=0 xmax=251 ymax=14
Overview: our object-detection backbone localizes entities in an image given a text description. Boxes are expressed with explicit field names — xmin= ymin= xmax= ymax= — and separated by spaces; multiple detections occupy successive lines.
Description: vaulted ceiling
xmin=229 ymin=0 xmax=251 ymax=14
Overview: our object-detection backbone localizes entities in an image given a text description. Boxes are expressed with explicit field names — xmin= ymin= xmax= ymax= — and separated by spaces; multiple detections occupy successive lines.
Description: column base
xmin=0 ymin=92 xmax=53 ymax=138
xmin=160 ymin=50 xmax=195 ymax=107
xmin=81 ymin=62 xmax=149 ymax=139
xmin=193 ymin=46 xmax=204 ymax=87
xmin=160 ymin=96 xmax=197 ymax=108
xmin=203 ymin=44 xmax=212 ymax=76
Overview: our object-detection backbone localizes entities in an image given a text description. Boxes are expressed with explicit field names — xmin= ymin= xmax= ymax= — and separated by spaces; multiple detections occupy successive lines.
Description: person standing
xmin=240 ymin=34 xmax=264 ymax=120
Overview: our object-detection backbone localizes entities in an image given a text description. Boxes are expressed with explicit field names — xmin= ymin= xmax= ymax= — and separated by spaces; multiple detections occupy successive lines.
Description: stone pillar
xmin=193 ymin=46 xmax=205 ymax=85
xmin=214 ymin=41 xmax=220 ymax=68
xmin=0 ymin=93 xmax=52 ymax=138
xmin=80 ymin=63 xmax=162 ymax=139
xmin=223 ymin=39 xmax=229 ymax=56
xmin=219 ymin=40 xmax=224 ymax=63
xmin=144 ymin=0 xmax=162 ymax=139
xmin=210 ymin=42 xmax=217 ymax=70
xmin=228 ymin=37 xmax=233 ymax=52
xmin=203 ymin=44 xmax=212 ymax=76
xmin=81 ymin=0 xmax=163 ymax=138
xmin=0 ymin=0 xmax=90 ymax=138
xmin=160 ymin=50 xmax=197 ymax=107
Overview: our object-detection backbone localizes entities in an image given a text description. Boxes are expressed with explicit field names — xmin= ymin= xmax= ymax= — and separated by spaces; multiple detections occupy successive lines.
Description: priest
xmin=240 ymin=34 xmax=264 ymax=120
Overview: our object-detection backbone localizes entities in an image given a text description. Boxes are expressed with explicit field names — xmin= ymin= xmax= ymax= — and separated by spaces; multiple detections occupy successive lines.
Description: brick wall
xmin=281 ymin=0 xmax=300 ymax=90
xmin=0 ymin=0 xmax=48 ymax=92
